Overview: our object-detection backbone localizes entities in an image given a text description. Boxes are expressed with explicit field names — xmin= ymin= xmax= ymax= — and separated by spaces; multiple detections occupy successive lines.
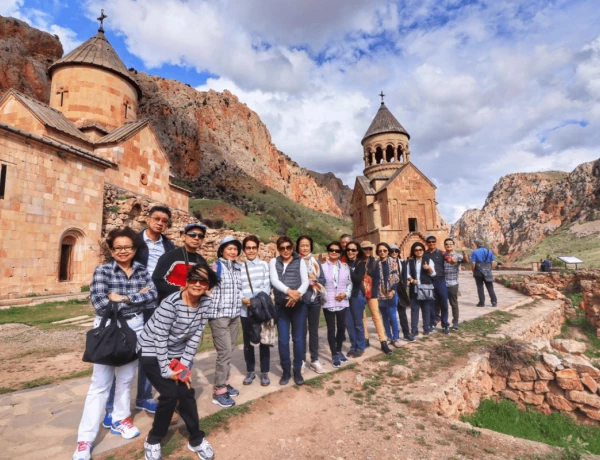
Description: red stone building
xmin=351 ymin=100 xmax=447 ymax=258
xmin=0 ymin=26 xmax=189 ymax=299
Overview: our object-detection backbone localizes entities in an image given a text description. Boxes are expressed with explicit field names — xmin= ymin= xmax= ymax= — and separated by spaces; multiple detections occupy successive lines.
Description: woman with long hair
xmin=73 ymin=227 xmax=157 ymax=460
xmin=344 ymin=241 xmax=368 ymax=358
xmin=407 ymin=241 xmax=436 ymax=339
xmin=296 ymin=235 xmax=326 ymax=374
xmin=139 ymin=264 xmax=218 ymax=460
xmin=376 ymin=242 xmax=401 ymax=348
xmin=322 ymin=241 xmax=352 ymax=368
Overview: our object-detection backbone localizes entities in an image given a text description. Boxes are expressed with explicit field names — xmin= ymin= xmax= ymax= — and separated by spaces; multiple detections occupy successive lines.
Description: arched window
xmin=375 ymin=146 xmax=383 ymax=164
xmin=397 ymin=145 xmax=404 ymax=163
xmin=59 ymin=235 xmax=77 ymax=281
xmin=386 ymin=145 xmax=395 ymax=163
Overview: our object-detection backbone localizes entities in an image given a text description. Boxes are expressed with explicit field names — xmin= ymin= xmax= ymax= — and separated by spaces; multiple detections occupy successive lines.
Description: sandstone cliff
xmin=452 ymin=161 xmax=600 ymax=256
xmin=0 ymin=16 xmax=62 ymax=101
xmin=307 ymin=170 xmax=353 ymax=216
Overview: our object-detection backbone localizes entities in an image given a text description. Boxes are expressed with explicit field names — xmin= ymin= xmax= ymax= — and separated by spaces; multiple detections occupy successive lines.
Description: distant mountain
xmin=452 ymin=161 xmax=600 ymax=256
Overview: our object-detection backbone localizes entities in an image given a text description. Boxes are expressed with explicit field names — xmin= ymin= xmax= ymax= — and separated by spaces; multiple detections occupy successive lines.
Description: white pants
xmin=77 ymin=314 xmax=144 ymax=442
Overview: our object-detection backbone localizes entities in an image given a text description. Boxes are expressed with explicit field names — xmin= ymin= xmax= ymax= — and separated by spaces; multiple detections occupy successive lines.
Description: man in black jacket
xmin=425 ymin=234 xmax=450 ymax=334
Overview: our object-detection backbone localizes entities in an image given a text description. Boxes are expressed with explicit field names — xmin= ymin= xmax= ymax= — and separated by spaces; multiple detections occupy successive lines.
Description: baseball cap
xmin=183 ymin=222 xmax=207 ymax=234
xmin=425 ymin=234 xmax=436 ymax=241
xmin=389 ymin=244 xmax=399 ymax=251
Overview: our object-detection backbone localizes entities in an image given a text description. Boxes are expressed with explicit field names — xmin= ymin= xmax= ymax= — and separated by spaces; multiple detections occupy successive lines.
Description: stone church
xmin=351 ymin=98 xmax=447 ymax=257
xmin=0 ymin=23 xmax=190 ymax=299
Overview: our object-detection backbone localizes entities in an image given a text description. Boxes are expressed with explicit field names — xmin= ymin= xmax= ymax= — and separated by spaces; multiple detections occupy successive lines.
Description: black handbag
xmin=82 ymin=302 xmax=139 ymax=366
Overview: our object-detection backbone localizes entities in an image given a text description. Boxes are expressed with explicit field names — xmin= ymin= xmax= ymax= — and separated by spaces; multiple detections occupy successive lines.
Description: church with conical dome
xmin=0 ymin=16 xmax=190 ymax=299
xmin=352 ymin=96 xmax=447 ymax=257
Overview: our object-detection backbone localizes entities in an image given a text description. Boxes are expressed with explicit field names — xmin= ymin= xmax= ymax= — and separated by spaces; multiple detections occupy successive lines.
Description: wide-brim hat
xmin=360 ymin=240 xmax=374 ymax=249
xmin=218 ymin=236 xmax=242 ymax=254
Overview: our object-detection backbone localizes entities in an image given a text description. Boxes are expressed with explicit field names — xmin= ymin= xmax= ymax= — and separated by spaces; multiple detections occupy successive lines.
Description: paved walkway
xmin=0 ymin=274 xmax=529 ymax=459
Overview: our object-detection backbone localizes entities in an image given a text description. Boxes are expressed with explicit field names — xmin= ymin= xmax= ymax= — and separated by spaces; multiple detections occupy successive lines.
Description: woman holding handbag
xmin=73 ymin=227 xmax=157 ymax=460
xmin=407 ymin=241 xmax=436 ymax=339
xmin=376 ymin=242 xmax=401 ymax=349
xmin=240 ymin=235 xmax=272 ymax=387
xmin=345 ymin=241 xmax=367 ymax=358
xmin=139 ymin=264 xmax=218 ymax=460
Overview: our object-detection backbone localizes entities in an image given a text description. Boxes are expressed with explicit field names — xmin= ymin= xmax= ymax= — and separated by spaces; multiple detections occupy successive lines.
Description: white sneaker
xmin=144 ymin=439 xmax=162 ymax=460
xmin=300 ymin=360 xmax=306 ymax=375
xmin=110 ymin=417 xmax=140 ymax=439
xmin=188 ymin=438 xmax=215 ymax=460
xmin=309 ymin=360 xmax=325 ymax=374
xmin=72 ymin=441 xmax=92 ymax=460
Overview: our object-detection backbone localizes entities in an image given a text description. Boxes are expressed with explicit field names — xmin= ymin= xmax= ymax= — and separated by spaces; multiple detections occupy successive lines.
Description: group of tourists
xmin=72 ymin=207 xmax=498 ymax=460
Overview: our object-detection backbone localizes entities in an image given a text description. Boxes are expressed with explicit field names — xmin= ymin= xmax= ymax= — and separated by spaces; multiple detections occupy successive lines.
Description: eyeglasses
xmin=346 ymin=249 xmax=358 ymax=253
xmin=444 ymin=243 xmax=454 ymax=247
xmin=151 ymin=217 xmax=169 ymax=224
xmin=112 ymin=246 xmax=134 ymax=253
xmin=188 ymin=279 xmax=209 ymax=288
xmin=328 ymin=249 xmax=342 ymax=254
xmin=186 ymin=232 xmax=205 ymax=239
xmin=278 ymin=245 xmax=293 ymax=251
xmin=378 ymin=249 xmax=388 ymax=254
xmin=245 ymin=245 xmax=258 ymax=251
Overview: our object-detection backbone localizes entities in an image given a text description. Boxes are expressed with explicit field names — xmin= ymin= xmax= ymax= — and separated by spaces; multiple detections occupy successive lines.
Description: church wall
xmin=50 ymin=65 xmax=138 ymax=131
xmin=97 ymin=127 xmax=189 ymax=211
xmin=0 ymin=96 xmax=47 ymax=136
xmin=0 ymin=131 xmax=105 ymax=299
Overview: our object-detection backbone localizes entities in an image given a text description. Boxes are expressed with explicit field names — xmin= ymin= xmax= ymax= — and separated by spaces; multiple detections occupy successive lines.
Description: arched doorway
xmin=59 ymin=235 xmax=76 ymax=281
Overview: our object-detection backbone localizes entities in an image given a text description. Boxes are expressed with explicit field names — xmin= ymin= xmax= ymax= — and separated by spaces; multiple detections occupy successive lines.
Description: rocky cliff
xmin=0 ymin=16 xmax=350 ymax=218
xmin=452 ymin=161 xmax=600 ymax=256
xmin=0 ymin=16 xmax=63 ymax=101
xmin=307 ymin=170 xmax=353 ymax=216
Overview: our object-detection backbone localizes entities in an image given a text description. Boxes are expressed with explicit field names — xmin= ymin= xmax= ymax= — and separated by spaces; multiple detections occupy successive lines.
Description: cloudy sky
xmin=4 ymin=0 xmax=600 ymax=222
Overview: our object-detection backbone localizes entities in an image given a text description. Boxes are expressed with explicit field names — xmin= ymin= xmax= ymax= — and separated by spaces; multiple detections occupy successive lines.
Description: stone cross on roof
xmin=97 ymin=9 xmax=107 ymax=33
xmin=379 ymin=91 xmax=385 ymax=103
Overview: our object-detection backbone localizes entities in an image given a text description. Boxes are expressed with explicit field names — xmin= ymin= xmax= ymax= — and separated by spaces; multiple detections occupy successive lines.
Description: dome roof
xmin=49 ymin=31 xmax=141 ymax=98
xmin=362 ymin=102 xmax=409 ymax=142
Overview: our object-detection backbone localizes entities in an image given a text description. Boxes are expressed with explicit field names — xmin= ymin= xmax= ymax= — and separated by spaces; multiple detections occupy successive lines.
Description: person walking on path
xmin=152 ymin=223 xmax=208 ymax=300
xmin=103 ymin=206 xmax=174 ymax=428
xmin=471 ymin=240 xmax=498 ymax=307
xmin=442 ymin=238 xmax=468 ymax=330
xmin=359 ymin=241 xmax=390 ymax=355
xmin=240 ymin=235 xmax=272 ymax=387
xmin=345 ymin=241 xmax=368 ymax=357
xmin=376 ymin=242 xmax=402 ymax=348
xmin=139 ymin=264 xmax=218 ymax=460
xmin=208 ymin=236 xmax=243 ymax=408
xmin=407 ymin=241 xmax=436 ymax=339
xmin=389 ymin=244 xmax=411 ymax=342
xmin=296 ymin=235 xmax=326 ymax=375
xmin=425 ymin=235 xmax=451 ymax=334
xmin=270 ymin=236 xmax=309 ymax=386
xmin=72 ymin=227 xmax=157 ymax=460
xmin=322 ymin=241 xmax=352 ymax=368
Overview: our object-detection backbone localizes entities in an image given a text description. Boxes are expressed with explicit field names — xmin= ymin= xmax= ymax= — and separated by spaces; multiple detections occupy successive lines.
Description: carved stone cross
xmin=97 ymin=9 xmax=107 ymax=33
xmin=56 ymin=87 xmax=68 ymax=107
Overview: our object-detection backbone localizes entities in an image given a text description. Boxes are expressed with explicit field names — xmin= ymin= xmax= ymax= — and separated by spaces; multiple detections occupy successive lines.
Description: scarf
xmin=378 ymin=257 xmax=400 ymax=298
xmin=302 ymin=253 xmax=327 ymax=303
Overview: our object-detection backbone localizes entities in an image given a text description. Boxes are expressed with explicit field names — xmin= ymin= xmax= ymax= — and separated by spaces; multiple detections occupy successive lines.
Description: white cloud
xmin=0 ymin=0 xmax=23 ymax=16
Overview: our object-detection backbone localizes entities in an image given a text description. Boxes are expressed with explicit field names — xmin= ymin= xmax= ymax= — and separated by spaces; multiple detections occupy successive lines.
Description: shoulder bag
xmin=82 ymin=301 xmax=138 ymax=366
xmin=475 ymin=249 xmax=494 ymax=282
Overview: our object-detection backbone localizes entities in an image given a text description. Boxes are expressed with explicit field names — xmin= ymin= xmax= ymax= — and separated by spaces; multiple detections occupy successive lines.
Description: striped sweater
xmin=138 ymin=291 xmax=210 ymax=378
xmin=240 ymin=258 xmax=271 ymax=318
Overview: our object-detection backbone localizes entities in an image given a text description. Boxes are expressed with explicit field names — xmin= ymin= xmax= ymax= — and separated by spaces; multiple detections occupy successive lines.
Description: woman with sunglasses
xmin=344 ymin=241 xmax=367 ymax=358
xmin=269 ymin=236 xmax=309 ymax=385
xmin=296 ymin=235 xmax=326 ymax=374
xmin=73 ymin=227 xmax=157 ymax=460
xmin=139 ymin=264 xmax=219 ymax=460
xmin=207 ymin=236 xmax=243 ymax=408
xmin=407 ymin=241 xmax=436 ymax=339
xmin=322 ymin=242 xmax=352 ymax=367
xmin=375 ymin=242 xmax=401 ymax=348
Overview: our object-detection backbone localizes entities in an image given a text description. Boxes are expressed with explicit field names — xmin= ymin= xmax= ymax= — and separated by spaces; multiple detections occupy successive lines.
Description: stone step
xmin=51 ymin=315 xmax=91 ymax=325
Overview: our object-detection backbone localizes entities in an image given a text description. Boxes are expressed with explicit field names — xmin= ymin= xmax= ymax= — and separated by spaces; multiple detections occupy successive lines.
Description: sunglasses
xmin=278 ymin=245 xmax=293 ymax=251
xmin=414 ymin=249 xmax=424 ymax=252
xmin=245 ymin=245 xmax=258 ymax=250
xmin=186 ymin=232 xmax=205 ymax=239
xmin=363 ymin=247 xmax=373 ymax=251
xmin=328 ymin=248 xmax=342 ymax=254
xmin=346 ymin=248 xmax=358 ymax=253
xmin=378 ymin=249 xmax=388 ymax=253
xmin=391 ymin=250 xmax=399 ymax=253
xmin=426 ymin=241 xmax=436 ymax=244
xmin=188 ymin=279 xmax=209 ymax=287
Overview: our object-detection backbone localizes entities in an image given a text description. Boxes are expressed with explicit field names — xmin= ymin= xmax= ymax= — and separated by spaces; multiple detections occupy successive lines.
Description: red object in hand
xmin=169 ymin=358 xmax=190 ymax=382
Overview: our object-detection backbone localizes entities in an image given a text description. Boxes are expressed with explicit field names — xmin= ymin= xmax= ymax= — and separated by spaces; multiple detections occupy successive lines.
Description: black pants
xmin=475 ymin=276 xmax=497 ymax=305
xmin=323 ymin=309 xmax=346 ymax=356
xmin=240 ymin=316 xmax=270 ymax=373
xmin=304 ymin=301 xmax=321 ymax=362
xmin=141 ymin=357 xmax=205 ymax=447
xmin=397 ymin=302 xmax=410 ymax=338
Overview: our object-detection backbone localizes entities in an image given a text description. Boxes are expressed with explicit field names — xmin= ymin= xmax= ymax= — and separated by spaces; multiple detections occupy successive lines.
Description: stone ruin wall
xmin=102 ymin=183 xmax=277 ymax=262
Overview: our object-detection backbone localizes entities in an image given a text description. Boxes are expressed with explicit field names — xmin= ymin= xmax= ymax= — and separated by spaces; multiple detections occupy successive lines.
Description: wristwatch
xmin=121 ymin=295 xmax=130 ymax=303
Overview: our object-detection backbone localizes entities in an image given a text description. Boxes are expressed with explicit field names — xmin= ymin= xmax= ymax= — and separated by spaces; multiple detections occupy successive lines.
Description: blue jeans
xmin=379 ymin=298 xmax=399 ymax=342
xmin=275 ymin=301 xmax=307 ymax=370
xmin=347 ymin=292 xmax=366 ymax=352
xmin=432 ymin=278 xmax=449 ymax=328
xmin=106 ymin=308 xmax=154 ymax=413
xmin=411 ymin=297 xmax=434 ymax=335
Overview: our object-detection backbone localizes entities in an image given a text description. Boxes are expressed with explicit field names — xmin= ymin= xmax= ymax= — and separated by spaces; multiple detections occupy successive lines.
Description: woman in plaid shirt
xmin=73 ymin=227 xmax=157 ymax=460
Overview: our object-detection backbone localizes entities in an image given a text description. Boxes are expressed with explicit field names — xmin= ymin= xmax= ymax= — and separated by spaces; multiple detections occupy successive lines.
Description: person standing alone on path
xmin=425 ymin=235 xmax=451 ymax=334
xmin=442 ymin=238 xmax=468 ymax=330
xmin=471 ymin=240 xmax=498 ymax=307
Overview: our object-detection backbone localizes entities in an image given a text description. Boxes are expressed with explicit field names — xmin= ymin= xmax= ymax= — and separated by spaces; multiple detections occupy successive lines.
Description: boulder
xmin=552 ymin=339 xmax=586 ymax=355
xmin=491 ymin=375 xmax=507 ymax=392
xmin=521 ymin=391 xmax=545 ymax=406
xmin=580 ymin=373 xmax=598 ymax=393
xmin=534 ymin=361 xmax=555 ymax=380
xmin=543 ymin=353 xmax=563 ymax=371
xmin=562 ymin=355 xmax=600 ymax=378
xmin=529 ymin=337 xmax=552 ymax=353
xmin=580 ymin=406 xmax=600 ymax=421
xmin=391 ymin=365 xmax=413 ymax=380
xmin=546 ymin=393 xmax=575 ymax=412
xmin=353 ymin=374 xmax=366 ymax=389
xmin=566 ymin=390 xmax=600 ymax=409
xmin=556 ymin=369 xmax=584 ymax=391
xmin=501 ymin=389 xmax=520 ymax=402
xmin=519 ymin=366 xmax=537 ymax=382
xmin=534 ymin=380 xmax=550 ymax=394
xmin=508 ymin=381 xmax=534 ymax=391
